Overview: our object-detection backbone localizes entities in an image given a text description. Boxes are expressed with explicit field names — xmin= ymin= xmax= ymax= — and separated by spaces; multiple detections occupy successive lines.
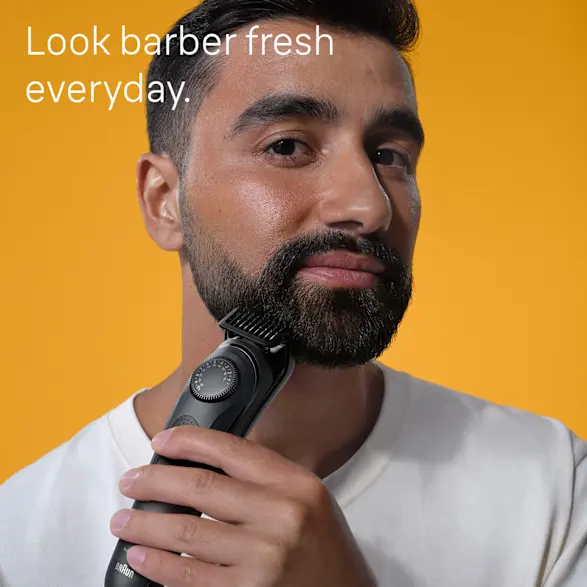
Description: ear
xmin=136 ymin=153 xmax=184 ymax=251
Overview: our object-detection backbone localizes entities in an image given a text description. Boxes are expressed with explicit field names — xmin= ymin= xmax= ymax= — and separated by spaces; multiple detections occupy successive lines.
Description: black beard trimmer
xmin=104 ymin=308 xmax=294 ymax=587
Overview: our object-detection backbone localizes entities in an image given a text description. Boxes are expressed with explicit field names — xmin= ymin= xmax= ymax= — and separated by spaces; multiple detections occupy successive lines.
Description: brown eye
xmin=268 ymin=139 xmax=300 ymax=156
xmin=372 ymin=148 xmax=408 ymax=169
xmin=263 ymin=137 xmax=315 ymax=167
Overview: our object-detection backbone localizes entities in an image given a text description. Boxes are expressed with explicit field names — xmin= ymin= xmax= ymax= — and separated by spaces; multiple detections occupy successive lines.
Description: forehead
xmin=196 ymin=18 xmax=417 ymax=126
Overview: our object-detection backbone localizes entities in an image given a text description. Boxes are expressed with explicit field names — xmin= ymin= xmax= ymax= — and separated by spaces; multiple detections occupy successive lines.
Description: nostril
xmin=326 ymin=220 xmax=363 ymax=233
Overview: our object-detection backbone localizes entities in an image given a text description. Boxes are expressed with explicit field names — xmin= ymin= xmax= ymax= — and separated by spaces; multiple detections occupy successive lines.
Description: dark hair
xmin=147 ymin=0 xmax=420 ymax=175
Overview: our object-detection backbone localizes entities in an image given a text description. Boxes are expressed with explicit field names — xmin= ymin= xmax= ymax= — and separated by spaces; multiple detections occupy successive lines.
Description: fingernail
xmin=110 ymin=509 xmax=132 ymax=531
xmin=152 ymin=428 xmax=173 ymax=450
xmin=127 ymin=546 xmax=147 ymax=565
xmin=120 ymin=468 xmax=140 ymax=490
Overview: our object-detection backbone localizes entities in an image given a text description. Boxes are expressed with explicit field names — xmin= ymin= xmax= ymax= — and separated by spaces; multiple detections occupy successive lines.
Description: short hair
xmin=146 ymin=0 xmax=420 ymax=175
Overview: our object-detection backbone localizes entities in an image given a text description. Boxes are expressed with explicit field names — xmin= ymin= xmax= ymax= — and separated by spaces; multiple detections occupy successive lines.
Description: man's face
xmin=179 ymin=19 xmax=423 ymax=368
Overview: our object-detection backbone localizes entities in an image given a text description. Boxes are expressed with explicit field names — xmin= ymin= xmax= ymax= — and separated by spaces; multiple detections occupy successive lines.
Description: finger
xmin=124 ymin=544 xmax=236 ymax=587
xmin=119 ymin=464 xmax=288 ymax=524
xmin=110 ymin=508 xmax=256 ymax=565
xmin=151 ymin=426 xmax=315 ymax=487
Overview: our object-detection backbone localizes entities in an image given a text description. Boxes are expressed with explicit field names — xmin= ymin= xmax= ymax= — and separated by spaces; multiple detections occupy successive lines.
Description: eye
xmin=268 ymin=139 xmax=300 ymax=156
xmin=372 ymin=148 xmax=410 ymax=170
xmin=263 ymin=138 xmax=314 ymax=166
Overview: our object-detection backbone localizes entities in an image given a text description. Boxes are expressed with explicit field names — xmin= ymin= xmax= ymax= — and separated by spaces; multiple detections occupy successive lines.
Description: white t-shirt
xmin=1 ymin=362 xmax=586 ymax=587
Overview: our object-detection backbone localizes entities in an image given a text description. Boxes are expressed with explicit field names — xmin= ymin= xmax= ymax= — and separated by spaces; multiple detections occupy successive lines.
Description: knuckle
xmin=300 ymin=475 xmax=331 ymax=506
xmin=188 ymin=468 xmax=216 ymax=496
xmin=279 ymin=498 xmax=309 ymax=536
xmin=176 ymin=515 xmax=200 ymax=546
xmin=224 ymin=434 xmax=248 ymax=456
xmin=256 ymin=537 xmax=286 ymax=568
xmin=178 ymin=558 xmax=194 ymax=583
xmin=146 ymin=549 xmax=162 ymax=572
xmin=231 ymin=568 xmax=265 ymax=587
xmin=245 ymin=540 xmax=286 ymax=587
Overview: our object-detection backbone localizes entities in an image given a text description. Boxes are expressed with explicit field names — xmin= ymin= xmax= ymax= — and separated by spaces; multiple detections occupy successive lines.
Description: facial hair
xmin=179 ymin=198 xmax=413 ymax=369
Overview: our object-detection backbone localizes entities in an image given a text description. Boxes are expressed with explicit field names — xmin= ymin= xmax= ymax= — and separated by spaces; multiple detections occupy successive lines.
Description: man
xmin=1 ymin=0 xmax=585 ymax=585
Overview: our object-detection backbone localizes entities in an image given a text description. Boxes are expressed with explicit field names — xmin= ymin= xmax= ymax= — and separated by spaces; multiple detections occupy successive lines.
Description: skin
xmin=110 ymin=18 xmax=423 ymax=586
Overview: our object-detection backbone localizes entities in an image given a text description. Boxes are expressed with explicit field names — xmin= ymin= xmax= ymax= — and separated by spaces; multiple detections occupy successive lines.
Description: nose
xmin=316 ymin=148 xmax=392 ymax=236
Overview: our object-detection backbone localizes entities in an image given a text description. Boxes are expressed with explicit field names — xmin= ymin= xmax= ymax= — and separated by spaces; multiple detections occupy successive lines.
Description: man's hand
xmin=109 ymin=426 xmax=376 ymax=587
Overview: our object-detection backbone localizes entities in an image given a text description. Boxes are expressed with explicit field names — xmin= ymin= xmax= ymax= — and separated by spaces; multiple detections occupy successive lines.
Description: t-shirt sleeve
xmin=543 ymin=430 xmax=587 ymax=586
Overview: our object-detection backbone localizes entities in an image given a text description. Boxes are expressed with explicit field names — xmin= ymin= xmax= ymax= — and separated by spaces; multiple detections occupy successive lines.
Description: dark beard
xmin=180 ymin=201 xmax=412 ymax=368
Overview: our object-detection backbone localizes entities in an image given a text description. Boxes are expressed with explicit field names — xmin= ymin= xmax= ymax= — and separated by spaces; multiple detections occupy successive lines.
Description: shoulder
xmin=0 ymin=401 xmax=136 ymax=586
xmin=1 ymin=410 xmax=114 ymax=497
xmin=378 ymin=363 xmax=587 ymax=520
xmin=377 ymin=365 xmax=587 ymax=583
xmin=0 ymin=390 xmax=146 ymax=501
xmin=0 ymin=412 xmax=117 ymax=534
xmin=382 ymin=364 xmax=586 ymax=469
xmin=388 ymin=366 xmax=587 ymax=518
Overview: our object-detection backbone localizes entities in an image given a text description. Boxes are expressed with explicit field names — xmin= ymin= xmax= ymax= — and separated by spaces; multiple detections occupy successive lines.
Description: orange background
xmin=1 ymin=0 xmax=585 ymax=484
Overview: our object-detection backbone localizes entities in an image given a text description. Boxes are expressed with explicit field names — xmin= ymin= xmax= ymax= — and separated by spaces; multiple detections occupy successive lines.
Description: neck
xmin=134 ymin=269 xmax=386 ymax=479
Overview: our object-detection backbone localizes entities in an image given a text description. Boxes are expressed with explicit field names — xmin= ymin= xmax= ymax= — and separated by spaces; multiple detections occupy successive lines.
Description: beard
xmin=179 ymin=199 xmax=413 ymax=369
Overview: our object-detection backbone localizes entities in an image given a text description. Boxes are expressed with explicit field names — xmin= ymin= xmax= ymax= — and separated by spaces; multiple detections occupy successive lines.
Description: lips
xmin=300 ymin=251 xmax=385 ymax=274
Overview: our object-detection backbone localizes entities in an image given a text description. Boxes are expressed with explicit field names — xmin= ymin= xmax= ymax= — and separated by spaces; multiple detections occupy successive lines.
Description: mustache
xmin=260 ymin=230 xmax=408 ymax=286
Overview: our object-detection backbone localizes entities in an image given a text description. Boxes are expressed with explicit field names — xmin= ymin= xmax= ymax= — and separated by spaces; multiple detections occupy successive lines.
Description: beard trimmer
xmin=104 ymin=307 xmax=295 ymax=587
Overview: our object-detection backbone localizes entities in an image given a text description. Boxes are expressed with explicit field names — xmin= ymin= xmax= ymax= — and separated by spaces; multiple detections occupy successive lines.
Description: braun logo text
xmin=115 ymin=561 xmax=134 ymax=578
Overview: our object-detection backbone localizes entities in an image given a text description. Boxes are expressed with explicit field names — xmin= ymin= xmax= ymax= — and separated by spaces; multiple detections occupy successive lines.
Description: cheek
xmin=386 ymin=179 xmax=420 ymax=264
xmin=188 ymin=168 xmax=312 ymax=272
xmin=407 ymin=181 xmax=422 ymax=258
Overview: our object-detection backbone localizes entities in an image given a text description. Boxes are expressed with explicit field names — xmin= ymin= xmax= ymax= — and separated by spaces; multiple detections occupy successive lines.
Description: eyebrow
xmin=228 ymin=93 xmax=340 ymax=137
xmin=227 ymin=92 xmax=425 ymax=148
xmin=368 ymin=105 xmax=425 ymax=149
